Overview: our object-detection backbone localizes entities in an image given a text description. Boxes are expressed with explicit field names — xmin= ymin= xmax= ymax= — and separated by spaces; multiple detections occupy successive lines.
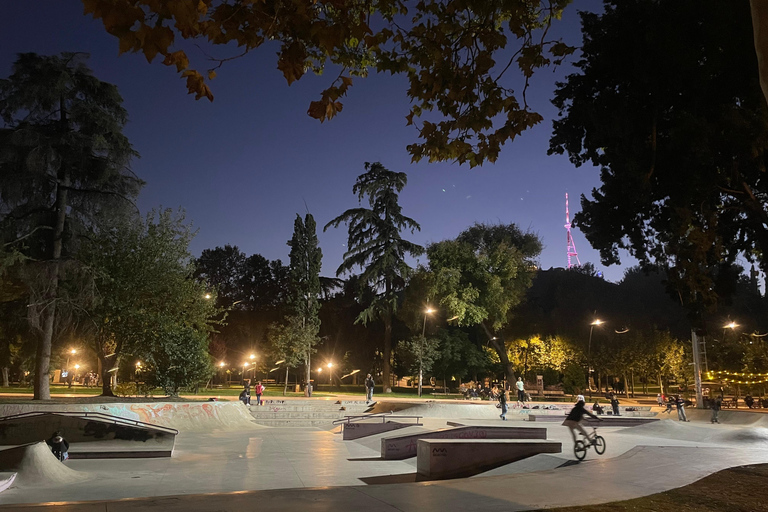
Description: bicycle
xmin=573 ymin=427 xmax=606 ymax=461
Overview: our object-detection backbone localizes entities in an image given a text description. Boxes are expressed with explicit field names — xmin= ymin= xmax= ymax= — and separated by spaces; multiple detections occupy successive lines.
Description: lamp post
xmin=419 ymin=308 xmax=435 ymax=398
xmin=218 ymin=361 xmax=226 ymax=386
xmin=327 ymin=362 xmax=333 ymax=386
xmin=65 ymin=349 xmax=76 ymax=374
xmin=588 ymin=319 xmax=603 ymax=400
xmin=243 ymin=361 xmax=250 ymax=385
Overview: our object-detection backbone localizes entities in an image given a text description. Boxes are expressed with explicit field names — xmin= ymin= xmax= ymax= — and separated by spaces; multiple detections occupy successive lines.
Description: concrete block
xmin=416 ymin=439 xmax=561 ymax=480
xmin=382 ymin=426 xmax=547 ymax=460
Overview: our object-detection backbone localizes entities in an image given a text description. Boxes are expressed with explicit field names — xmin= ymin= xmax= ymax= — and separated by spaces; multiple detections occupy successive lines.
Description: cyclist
xmin=563 ymin=399 xmax=601 ymax=445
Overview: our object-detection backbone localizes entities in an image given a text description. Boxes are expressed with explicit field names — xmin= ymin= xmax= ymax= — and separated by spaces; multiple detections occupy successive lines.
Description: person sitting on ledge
xmin=592 ymin=401 xmax=604 ymax=415
xmin=46 ymin=431 xmax=69 ymax=462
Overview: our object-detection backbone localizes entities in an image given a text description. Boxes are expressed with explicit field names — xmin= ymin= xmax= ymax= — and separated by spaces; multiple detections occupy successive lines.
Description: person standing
xmin=515 ymin=377 xmax=526 ymax=405
xmin=499 ymin=388 xmax=508 ymax=420
xmin=711 ymin=395 xmax=722 ymax=424
xmin=675 ymin=395 xmax=689 ymax=422
xmin=365 ymin=374 xmax=375 ymax=403
xmin=610 ymin=393 xmax=620 ymax=415
xmin=254 ymin=381 xmax=265 ymax=406
xmin=656 ymin=393 xmax=664 ymax=407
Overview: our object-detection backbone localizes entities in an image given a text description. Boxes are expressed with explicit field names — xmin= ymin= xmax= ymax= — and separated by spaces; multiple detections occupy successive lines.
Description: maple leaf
xmin=277 ymin=42 xmax=307 ymax=85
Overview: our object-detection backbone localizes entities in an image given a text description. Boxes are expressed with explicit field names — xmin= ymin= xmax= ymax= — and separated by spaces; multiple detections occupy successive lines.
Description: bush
xmin=562 ymin=363 xmax=586 ymax=395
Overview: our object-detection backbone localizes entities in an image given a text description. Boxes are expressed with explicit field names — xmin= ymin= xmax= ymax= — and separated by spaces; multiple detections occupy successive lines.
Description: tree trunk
xmin=382 ymin=311 xmax=393 ymax=393
xmin=1 ymin=367 xmax=8 ymax=388
xmin=34 ymin=174 xmax=69 ymax=400
xmin=99 ymin=353 xmax=116 ymax=397
xmin=658 ymin=373 xmax=664 ymax=395
xmin=623 ymin=373 xmax=629 ymax=397
xmin=751 ymin=0 xmax=768 ymax=106
xmin=489 ymin=335 xmax=514 ymax=383
xmin=283 ymin=366 xmax=289 ymax=396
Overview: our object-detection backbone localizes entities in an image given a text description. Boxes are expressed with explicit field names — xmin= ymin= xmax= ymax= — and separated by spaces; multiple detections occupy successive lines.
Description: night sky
xmin=1 ymin=1 xmax=639 ymax=282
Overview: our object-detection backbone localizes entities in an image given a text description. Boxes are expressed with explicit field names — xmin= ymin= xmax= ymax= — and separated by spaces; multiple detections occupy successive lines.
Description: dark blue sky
xmin=2 ymin=1 xmax=639 ymax=282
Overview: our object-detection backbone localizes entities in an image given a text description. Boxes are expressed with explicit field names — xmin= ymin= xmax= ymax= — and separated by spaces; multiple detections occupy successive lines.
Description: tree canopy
xmin=82 ymin=0 xmax=574 ymax=166
xmin=80 ymin=209 xmax=220 ymax=396
xmin=0 ymin=52 xmax=142 ymax=399
xmin=549 ymin=0 xmax=768 ymax=324
xmin=426 ymin=222 xmax=541 ymax=381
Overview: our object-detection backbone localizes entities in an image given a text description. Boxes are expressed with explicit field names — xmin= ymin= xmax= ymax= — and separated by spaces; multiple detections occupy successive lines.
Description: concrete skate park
xmin=0 ymin=398 xmax=765 ymax=511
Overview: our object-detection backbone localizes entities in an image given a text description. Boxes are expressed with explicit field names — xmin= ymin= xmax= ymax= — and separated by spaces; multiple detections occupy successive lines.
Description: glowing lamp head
xmin=591 ymin=319 xmax=603 ymax=326
xmin=249 ymin=354 xmax=256 ymax=360
xmin=425 ymin=308 xmax=435 ymax=314
xmin=219 ymin=362 xmax=225 ymax=367
xmin=725 ymin=322 xmax=738 ymax=329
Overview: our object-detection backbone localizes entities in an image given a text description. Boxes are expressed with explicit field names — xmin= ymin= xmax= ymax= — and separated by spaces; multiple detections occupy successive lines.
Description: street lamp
xmin=588 ymin=319 xmax=603 ymax=400
xmin=65 ymin=349 xmax=77 ymax=373
xmin=419 ymin=307 xmax=435 ymax=398
xmin=327 ymin=362 xmax=333 ymax=385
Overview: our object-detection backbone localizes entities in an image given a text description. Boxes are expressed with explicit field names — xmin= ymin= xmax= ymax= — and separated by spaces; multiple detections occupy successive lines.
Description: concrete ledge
xmin=416 ymin=439 xmax=561 ymax=480
xmin=342 ymin=421 xmax=412 ymax=441
xmin=527 ymin=415 xmax=658 ymax=426
xmin=382 ymin=425 xmax=547 ymax=460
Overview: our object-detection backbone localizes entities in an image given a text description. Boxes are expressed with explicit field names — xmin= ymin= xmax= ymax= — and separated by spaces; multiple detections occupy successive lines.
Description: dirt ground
xmin=546 ymin=464 xmax=768 ymax=511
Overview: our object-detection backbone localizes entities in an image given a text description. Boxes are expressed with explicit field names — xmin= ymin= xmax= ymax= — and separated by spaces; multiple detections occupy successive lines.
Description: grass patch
xmin=545 ymin=464 xmax=768 ymax=511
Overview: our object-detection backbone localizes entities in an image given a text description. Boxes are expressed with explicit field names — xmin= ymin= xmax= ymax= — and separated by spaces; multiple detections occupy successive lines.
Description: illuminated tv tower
xmin=565 ymin=193 xmax=581 ymax=268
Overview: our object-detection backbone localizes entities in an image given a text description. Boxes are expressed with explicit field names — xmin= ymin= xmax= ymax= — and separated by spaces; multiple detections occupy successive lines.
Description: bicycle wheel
xmin=574 ymin=440 xmax=587 ymax=460
xmin=593 ymin=435 xmax=606 ymax=455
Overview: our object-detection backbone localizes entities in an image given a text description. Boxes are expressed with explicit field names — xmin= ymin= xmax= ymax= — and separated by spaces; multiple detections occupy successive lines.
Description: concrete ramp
xmin=416 ymin=439 xmax=561 ymax=480
xmin=618 ymin=419 xmax=768 ymax=445
xmin=0 ymin=401 xmax=260 ymax=433
xmin=382 ymin=425 xmax=548 ymax=460
xmin=0 ymin=442 xmax=90 ymax=487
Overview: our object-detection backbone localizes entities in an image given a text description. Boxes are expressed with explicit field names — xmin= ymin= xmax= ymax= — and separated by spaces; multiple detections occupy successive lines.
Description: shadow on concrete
xmin=358 ymin=472 xmax=417 ymax=485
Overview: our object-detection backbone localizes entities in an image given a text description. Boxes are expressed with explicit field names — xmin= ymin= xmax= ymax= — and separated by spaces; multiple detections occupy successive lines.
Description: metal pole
xmin=588 ymin=324 xmax=594 ymax=400
xmin=691 ymin=329 xmax=704 ymax=408
xmin=419 ymin=313 xmax=427 ymax=398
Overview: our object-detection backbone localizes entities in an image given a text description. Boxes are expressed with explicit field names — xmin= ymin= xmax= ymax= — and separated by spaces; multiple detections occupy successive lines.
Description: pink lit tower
xmin=565 ymin=193 xmax=581 ymax=268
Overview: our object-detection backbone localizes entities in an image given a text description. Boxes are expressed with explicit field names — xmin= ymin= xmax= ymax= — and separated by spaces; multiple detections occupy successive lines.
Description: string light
xmin=706 ymin=370 xmax=768 ymax=384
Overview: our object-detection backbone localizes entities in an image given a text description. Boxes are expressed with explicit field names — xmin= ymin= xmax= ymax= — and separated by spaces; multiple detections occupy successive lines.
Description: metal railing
xmin=0 ymin=411 xmax=179 ymax=435
xmin=333 ymin=412 xmax=422 ymax=426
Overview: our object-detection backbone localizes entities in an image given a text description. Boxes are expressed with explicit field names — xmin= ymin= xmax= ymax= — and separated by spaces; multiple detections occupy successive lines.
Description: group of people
xmin=659 ymin=393 xmax=690 ymax=422
xmin=239 ymin=380 xmax=265 ymax=407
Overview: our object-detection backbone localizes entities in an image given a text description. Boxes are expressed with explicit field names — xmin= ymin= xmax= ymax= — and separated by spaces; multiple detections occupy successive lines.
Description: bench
xmin=416 ymin=439 xmax=561 ymax=480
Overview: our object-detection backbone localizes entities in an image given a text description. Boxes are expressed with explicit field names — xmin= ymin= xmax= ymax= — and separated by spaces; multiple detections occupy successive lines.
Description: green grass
xmin=545 ymin=464 xmax=768 ymax=512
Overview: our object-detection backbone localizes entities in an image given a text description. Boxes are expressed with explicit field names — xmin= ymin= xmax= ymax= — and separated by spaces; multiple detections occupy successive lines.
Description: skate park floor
xmin=0 ymin=404 xmax=766 ymax=511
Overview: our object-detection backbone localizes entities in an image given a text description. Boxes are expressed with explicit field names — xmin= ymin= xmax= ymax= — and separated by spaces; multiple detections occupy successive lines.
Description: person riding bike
xmin=563 ymin=399 xmax=601 ymax=445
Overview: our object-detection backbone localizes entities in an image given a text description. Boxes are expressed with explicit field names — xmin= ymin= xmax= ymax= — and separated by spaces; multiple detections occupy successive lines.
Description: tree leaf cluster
xmin=83 ymin=0 xmax=575 ymax=166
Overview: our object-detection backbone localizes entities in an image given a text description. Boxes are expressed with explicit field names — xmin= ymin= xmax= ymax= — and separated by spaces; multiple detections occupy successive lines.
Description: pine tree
xmin=287 ymin=213 xmax=322 ymax=396
xmin=325 ymin=162 xmax=423 ymax=392
xmin=0 ymin=53 xmax=142 ymax=399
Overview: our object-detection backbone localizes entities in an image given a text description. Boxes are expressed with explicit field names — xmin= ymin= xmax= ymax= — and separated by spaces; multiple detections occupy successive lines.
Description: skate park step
xmin=382 ymin=425 xmax=548 ymax=460
xmin=416 ymin=439 xmax=562 ymax=480
xmin=527 ymin=415 xmax=658 ymax=426
xmin=249 ymin=400 xmax=372 ymax=427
